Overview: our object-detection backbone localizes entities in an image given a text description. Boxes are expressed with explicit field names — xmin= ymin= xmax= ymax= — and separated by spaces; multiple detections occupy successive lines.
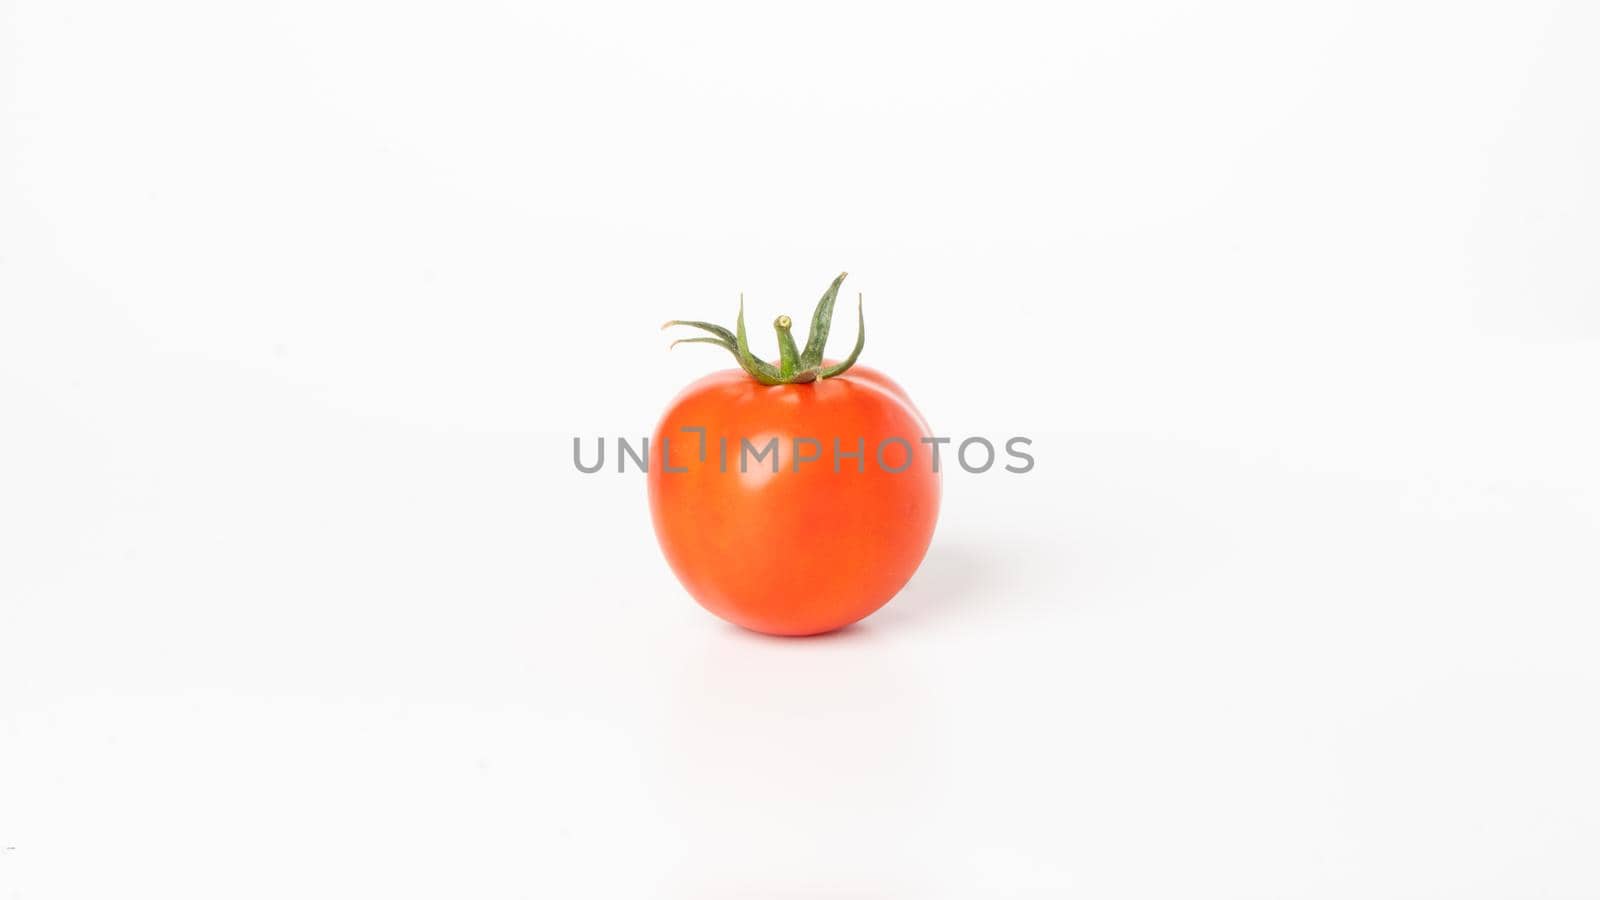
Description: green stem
xmin=661 ymin=319 xmax=736 ymax=346
xmin=734 ymin=295 xmax=783 ymax=385
xmin=668 ymin=336 xmax=733 ymax=352
xmin=774 ymin=316 xmax=800 ymax=380
xmin=661 ymin=273 xmax=868 ymax=384
xmin=799 ymin=272 xmax=848 ymax=370
xmin=818 ymin=293 xmax=864 ymax=378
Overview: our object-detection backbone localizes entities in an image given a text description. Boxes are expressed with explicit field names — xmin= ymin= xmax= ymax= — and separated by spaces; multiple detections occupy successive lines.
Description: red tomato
xmin=648 ymin=363 xmax=940 ymax=635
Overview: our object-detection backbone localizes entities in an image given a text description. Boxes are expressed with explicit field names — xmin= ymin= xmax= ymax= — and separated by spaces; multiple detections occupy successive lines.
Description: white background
xmin=4 ymin=0 xmax=1599 ymax=896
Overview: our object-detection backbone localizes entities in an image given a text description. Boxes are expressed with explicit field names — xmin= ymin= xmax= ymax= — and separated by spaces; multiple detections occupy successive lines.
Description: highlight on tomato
xmin=649 ymin=273 xmax=940 ymax=636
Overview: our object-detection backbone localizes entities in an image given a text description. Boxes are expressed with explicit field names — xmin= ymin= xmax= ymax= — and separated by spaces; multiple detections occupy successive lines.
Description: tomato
xmin=651 ymin=274 xmax=940 ymax=636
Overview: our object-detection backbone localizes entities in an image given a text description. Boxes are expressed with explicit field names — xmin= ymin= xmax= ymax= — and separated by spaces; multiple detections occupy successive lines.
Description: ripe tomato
xmin=651 ymin=274 xmax=940 ymax=636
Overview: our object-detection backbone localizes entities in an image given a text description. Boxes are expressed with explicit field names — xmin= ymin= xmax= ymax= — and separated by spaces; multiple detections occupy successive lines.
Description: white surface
xmin=4 ymin=1 xmax=1599 ymax=896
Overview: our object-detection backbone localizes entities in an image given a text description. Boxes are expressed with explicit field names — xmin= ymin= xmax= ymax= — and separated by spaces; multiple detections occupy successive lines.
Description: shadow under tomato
xmin=868 ymin=534 xmax=1050 ymax=631
xmin=714 ymin=619 xmax=878 ymax=644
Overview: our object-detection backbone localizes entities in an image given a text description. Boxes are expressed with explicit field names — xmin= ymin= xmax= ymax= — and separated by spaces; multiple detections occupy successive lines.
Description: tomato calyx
xmin=662 ymin=271 xmax=865 ymax=385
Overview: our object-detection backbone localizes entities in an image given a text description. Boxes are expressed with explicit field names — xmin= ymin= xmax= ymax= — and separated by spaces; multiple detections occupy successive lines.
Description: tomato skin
xmin=648 ymin=365 xmax=941 ymax=636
